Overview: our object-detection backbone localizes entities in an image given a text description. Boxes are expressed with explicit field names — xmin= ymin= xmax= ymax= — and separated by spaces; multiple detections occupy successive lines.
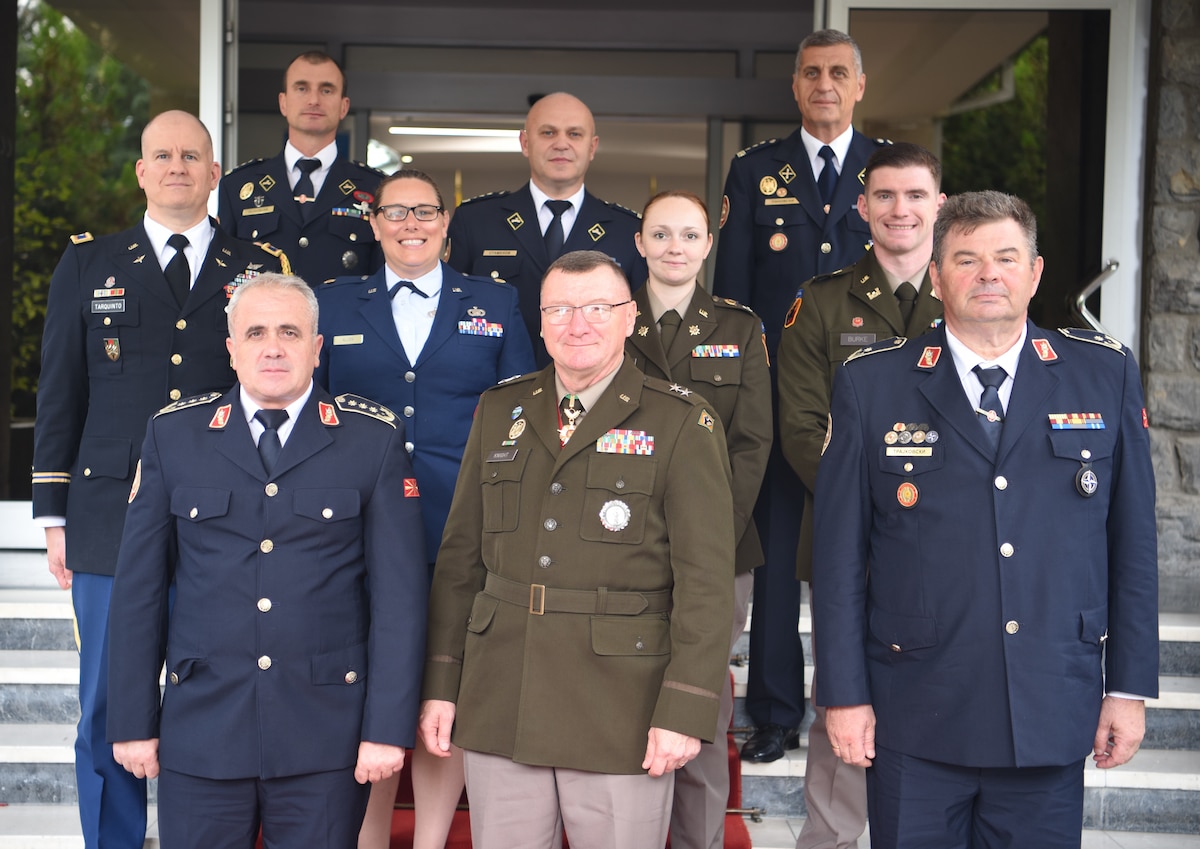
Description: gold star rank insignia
xmin=689 ymin=325 xmax=700 ymax=336
xmin=637 ymin=326 xmax=649 ymax=336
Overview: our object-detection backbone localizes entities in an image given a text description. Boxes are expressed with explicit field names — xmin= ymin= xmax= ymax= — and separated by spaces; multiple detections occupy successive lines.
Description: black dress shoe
xmin=740 ymin=723 xmax=800 ymax=763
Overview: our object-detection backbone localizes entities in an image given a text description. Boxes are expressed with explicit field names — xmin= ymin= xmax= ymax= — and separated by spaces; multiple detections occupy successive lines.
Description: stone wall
xmin=1145 ymin=0 xmax=1200 ymax=612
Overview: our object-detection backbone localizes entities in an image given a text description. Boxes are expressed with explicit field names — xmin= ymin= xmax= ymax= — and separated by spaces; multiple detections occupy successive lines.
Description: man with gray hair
xmin=107 ymin=273 xmax=429 ymax=848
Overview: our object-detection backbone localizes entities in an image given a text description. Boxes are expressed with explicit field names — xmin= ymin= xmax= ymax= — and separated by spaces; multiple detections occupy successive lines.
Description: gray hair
xmin=795 ymin=29 xmax=863 ymax=77
xmin=227 ymin=272 xmax=319 ymax=336
xmin=931 ymin=191 xmax=1038 ymax=268
xmin=542 ymin=250 xmax=631 ymax=298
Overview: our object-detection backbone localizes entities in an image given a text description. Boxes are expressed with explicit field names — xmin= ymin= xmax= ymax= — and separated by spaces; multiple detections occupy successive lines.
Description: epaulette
xmin=70 ymin=232 xmax=94 ymax=245
xmin=845 ymin=336 xmax=906 ymax=363
xmin=225 ymin=157 xmax=267 ymax=175
xmin=1057 ymin=327 xmax=1126 ymax=355
xmin=810 ymin=264 xmax=854 ymax=286
xmin=335 ymin=394 xmax=398 ymax=428
xmin=644 ymin=376 xmax=706 ymax=406
xmin=459 ymin=190 xmax=510 ymax=206
xmin=875 ymin=138 xmax=894 ymax=146
xmin=607 ymin=200 xmax=642 ymax=219
xmin=711 ymin=295 xmax=756 ymax=316
xmin=155 ymin=391 xmax=222 ymax=416
xmin=351 ymin=159 xmax=387 ymax=176
xmin=254 ymin=241 xmax=292 ymax=275
xmin=322 ymin=274 xmax=371 ymax=289
xmin=734 ymin=138 xmax=779 ymax=158
xmin=497 ymin=372 xmax=530 ymax=385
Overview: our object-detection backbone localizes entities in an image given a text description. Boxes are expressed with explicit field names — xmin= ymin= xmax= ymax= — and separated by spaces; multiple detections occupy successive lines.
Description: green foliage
xmin=12 ymin=0 xmax=149 ymax=417
xmin=940 ymin=35 xmax=1048 ymax=228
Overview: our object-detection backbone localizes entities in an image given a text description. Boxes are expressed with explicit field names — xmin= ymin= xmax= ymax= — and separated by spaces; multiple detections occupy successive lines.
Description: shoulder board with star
xmin=70 ymin=232 xmax=95 ymax=245
xmin=350 ymin=160 xmax=386 ymax=177
xmin=606 ymin=200 xmax=642 ymax=220
xmin=335 ymin=394 xmax=398 ymax=428
xmin=225 ymin=156 xmax=267 ymax=176
xmin=459 ymin=190 xmax=511 ymax=206
xmin=711 ymin=295 xmax=757 ymax=316
xmin=1057 ymin=327 xmax=1127 ymax=355
xmin=844 ymin=336 xmax=906 ymax=364
xmin=734 ymin=138 xmax=780 ymax=158
xmin=155 ymin=391 xmax=222 ymax=416
xmin=874 ymin=138 xmax=894 ymax=146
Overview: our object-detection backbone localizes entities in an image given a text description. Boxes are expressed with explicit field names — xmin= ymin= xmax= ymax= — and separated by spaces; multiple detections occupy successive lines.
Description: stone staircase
xmin=0 ymin=500 xmax=1197 ymax=846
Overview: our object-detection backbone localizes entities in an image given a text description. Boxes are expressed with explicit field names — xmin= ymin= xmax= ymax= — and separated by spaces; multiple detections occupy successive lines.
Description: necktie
xmin=659 ymin=309 xmax=681 ymax=355
xmin=816 ymin=145 xmax=837 ymax=209
xmin=543 ymin=200 xmax=572 ymax=259
xmin=973 ymin=365 xmax=1006 ymax=454
xmin=295 ymin=158 xmax=321 ymax=220
xmin=164 ymin=233 xmax=191 ymax=308
xmin=895 ymin=281 xmax=918 ymax=330
xmin=558 ymin=394 xmax=585 ymax=446
xmin=389 ymin=279 xmax=429 ymax=299
xmin=255 ymin=408 xmax=289 ymax=475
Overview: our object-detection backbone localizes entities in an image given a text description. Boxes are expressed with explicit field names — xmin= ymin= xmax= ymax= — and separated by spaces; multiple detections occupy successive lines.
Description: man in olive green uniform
xmin=421 ymin=250 xmax=735 ymax=849
xmin=777 ymin=142 xmax=945 ymax=849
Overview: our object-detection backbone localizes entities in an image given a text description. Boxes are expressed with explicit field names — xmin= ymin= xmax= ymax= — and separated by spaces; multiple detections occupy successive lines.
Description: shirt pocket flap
xmin=688 ymin=355 xmax=743 ymax=387
xmin=591 ymin=615 xmax=670 ymax=657
xmin=586 ymin=454 xmax=656 ymax=495
xmin=169 ymin=487 xmax=231 ymax=521
xmin=1047 ymin=430 xmax=1114 ymax=463
xmin=311 ymin=642 xmax=368 ymax=686
xmin=869 ymin=608 xmax=938 ymax=653
xmin=1079 ymin=604 xmax=1108 ymax=645
xmin=467 ymin=593 xmax=501 ymax=635
xmin=292 ymin=488 xmax=361 ymax=522
xmin=77 ymin=437 xmax=133 ymax=480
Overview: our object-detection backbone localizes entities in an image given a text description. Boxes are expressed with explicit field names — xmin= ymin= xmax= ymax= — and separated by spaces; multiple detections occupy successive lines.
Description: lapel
xmin=628 ymin=287 xmax=670 ymax=376
xmin=848 ymin=250 xmax=904 ymax=335
xmin=915 ymin=326 xmax=996 ymax=462
xmin=672 ymin=286 xmax=719 ymax=367
xmin=775 ymin=130 xmax=826 ymax=227
xmin=553 ymin=360 xmax=643 ymax=472
xmin=415 ymin=263 xmax=468 ymax=365
xmin=212 ymin=386 xmax=270 ymax=483
xmin=261 ymin=153 xmax=303 ymax=228
xmin=909 ymin=277 xmax=944 ymax=336
xmin=503 ymin=185 xmax=549 ymax=270
xmin=825 ymin=131 xmax=873 ymax=234
xmin=184 ymin=224 xmax=240 ymax=317
xmin=563 ymin=192 xmax=611 ymax=254
xmin=114 ymin=223 xmax=178 ymax=311
xmin=520 ymin=368 xmax=566 ymax=459
xmin=310 ymin=158 xmax=367 ymax=220
xmin=355 ymin=269 xmax=411 ymax=365
xmin=269 ymin=389 xmax=336 ymax=479
xmin=995 ymin=324 xmax=1060 ymax=464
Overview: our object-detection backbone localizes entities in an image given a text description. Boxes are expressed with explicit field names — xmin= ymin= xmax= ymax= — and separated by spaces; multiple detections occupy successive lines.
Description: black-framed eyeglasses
xmin=539 ymin=300 xmax=632 ymax=326
xmin=375 ymin=204 xmax=443 ymax=222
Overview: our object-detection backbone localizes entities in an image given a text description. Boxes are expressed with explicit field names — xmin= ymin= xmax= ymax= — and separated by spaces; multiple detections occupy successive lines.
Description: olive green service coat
xmin=424 ymin=358 xmax=735 ymax=774
xmin=777 ymin=248 xmax=944 ymax=581
xmin=625 ymin=284 xmax=772 ymax=575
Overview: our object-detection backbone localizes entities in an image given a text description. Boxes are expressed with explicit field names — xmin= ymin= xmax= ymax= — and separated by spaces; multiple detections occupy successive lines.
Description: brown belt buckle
xmin=529 ymin=583 xmax=546 ymax=615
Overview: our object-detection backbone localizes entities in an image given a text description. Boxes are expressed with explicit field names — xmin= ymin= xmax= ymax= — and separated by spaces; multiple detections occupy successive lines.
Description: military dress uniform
xmin=712 ymin=127 xmax=888 ymax=755
xmin=625 ymin=284 xmax=772 ymax=849
xmin=31 ymin=222 xmax=285 ymax=849
xmin=446 ymin=184 xmax=648 ymax=366
xmin=813 ymin=323 xmax=1159 ymax=847
xmin=107 ymin=386 xmax=428 ymax=848
xmin=315 ymin=262 xmax=536 ymax=562
xmin=424 ymin=358 xmax=735 ymax=843
xmin=217 ymin=153 xmax=384 ymax=286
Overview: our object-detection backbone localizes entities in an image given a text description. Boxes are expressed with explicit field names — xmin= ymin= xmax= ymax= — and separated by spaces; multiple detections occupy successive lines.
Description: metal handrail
xmin=1074 ymin=259 xmax=1120 ymax=333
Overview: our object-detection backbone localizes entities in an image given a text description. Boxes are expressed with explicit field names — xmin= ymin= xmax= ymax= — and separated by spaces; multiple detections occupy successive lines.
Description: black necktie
xmin=389 ymin=279 xmax=429 ymax=299
xmin=973 ymin=365 xmax=1006 ymax=454
xmin=895 ymin=281 xmax=918 ymax=330
xmin=817 ymin=145 xmax=837 ymax=208
xmin=544 ymin=200 xmax=572 ymax=259
xmin=659 ymin=309 xmax=681 ymax=355
xmin=164 ymin=233 xmax=191 ymax=308
xmin=254 ymin=408 xmax=289 ymax=475
xmin=295 ymin=158 xmax=321 ymax=220
xmin=558 ymin=394 xmax=585 ymax=446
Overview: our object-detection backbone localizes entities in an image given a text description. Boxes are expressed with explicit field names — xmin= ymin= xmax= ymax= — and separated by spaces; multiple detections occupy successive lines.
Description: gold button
xmin=252 ymin=229 xmax=259 ymax=238
xmin=104 ymin=317 xmax=112 ymax=326
xmin=714 ymin=374 xmax=723 ymax=382
xmin=1005 ymin=620 xmax=1019 ymax=635
xmin=169 ymin=389 xmax=182 ymax=401
xmin=349 ymin=233 xmax=358 ymax=242
xmin=258 ymin=655 xmax=272 ymax=670
xmin=322 ymin=508 xmax=333 ymax=519
xmin=189 ymin=507 xmax=198 ymax=519
xmin=83 ymin=468 xmax=91 ymax=477
xmin=820 ymin=242 xmax=832 ymax=254
xmin=775 ymin=218 xmax=784 ymax=226
xmin=904 ymin=462 xmax=914 ymax=472
xmin=298 ymin=237 xmax=310 ymax=248
xmin=171 ymin=354 xmax=182 ymax=365
xmin=257 ymin=598 xmax=272 ymax=612
xmin=169 ymin=672 xmax=180 ymax=684
xmin=176 ymin=319 xmax=187 ymax=330
xmin=265 ymin=483 xmax=278 ymax=496
xmin=260 ymin=539 xmax=274 ymax=553
xmin=891 ymin=644 xmax=901 ymax=652
xmin=1000 ymin=542 xmax=1014 ymax=558
xmin=995 ymin=476 xmax=1008 ymax=490
xmin=345 ymin=671 xmax=358 ymax=684
xmin=1081 ymin=449 xmax=1092 ymax=460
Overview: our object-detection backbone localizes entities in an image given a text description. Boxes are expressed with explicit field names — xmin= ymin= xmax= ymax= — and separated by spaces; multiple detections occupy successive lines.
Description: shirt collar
xmin=385 ymin=262 xmax=444 ymax=300
xmin=528 ymin=180 xmax=586 ymax=215
xmin=800 ymin=125 xmax=855 ymax=177
xmin=284 ymin=140 xmax=338 ymax=174
xmin=645 ymin=284 xmax=696 ymax=324
xmin=239 ymin=381 xmax=314 ymax=429
xmin=143 ymin=214 xmax=214 ymax=269
xmin=555 ymin=359 xmax=623 ymax=413
xmin=944 ymin=324 xmax=1027 ymax=385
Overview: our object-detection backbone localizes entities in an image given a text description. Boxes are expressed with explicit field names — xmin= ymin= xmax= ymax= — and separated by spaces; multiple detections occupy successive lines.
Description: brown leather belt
xmin=483 ymin=572 xmax=672 ymax=616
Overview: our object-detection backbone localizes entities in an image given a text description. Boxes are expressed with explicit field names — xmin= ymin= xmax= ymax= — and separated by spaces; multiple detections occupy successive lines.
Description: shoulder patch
xmin=156 ymin=391 xmax=223 ymax=416
xmin=735 ymin=138 xmax=779 ymax=158
xmin=845 ymin=336 xmax=906 ymax=364
xmin=460 ymin=190 xmax=510 ymax=206
xmin=335 ymin=394 xmax=398 ymax=428
xmin=1057 ymin=327 xmax=1126 ymax=355
xmin=70 ymin=232 xmax=94 ymax=245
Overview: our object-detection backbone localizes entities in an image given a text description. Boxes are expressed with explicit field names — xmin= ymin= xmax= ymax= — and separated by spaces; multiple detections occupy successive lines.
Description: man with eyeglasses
xmin=420 ymin=250 xmax=735 ymax=849
xmin=446 ymin=92 xmax=647 ymax=367
xmin=217 ymin=50 xmax=384 ymax=287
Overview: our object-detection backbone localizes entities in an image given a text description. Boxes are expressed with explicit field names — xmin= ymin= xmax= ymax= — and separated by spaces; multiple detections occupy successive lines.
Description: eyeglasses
xmin=540 ymin=301 xmax=632 ymax=326
xmin=375 ymin=204 xmax=443 ymax=222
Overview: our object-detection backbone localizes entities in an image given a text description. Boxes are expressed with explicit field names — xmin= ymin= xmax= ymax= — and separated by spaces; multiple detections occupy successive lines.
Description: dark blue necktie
xmin=973 ymin=365 xmax=1006 ymax=454
xmin=389 ymin=279 xmax=428 ymax=299
xmin=816 ymin=145 xmax=837 ymax=208
xmin=255 ymin=408 xmax=289 ymax=474
xmin=164 ymin=233 xmax=191 ymax=308
xmin=544 ymin=200 xmax=572 ymax=259
xmin=294 ymin=158 xmax=321 ymax=220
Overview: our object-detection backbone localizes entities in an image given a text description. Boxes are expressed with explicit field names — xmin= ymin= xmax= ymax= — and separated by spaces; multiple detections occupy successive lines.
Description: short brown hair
xmin=932 ymin=191 xmax=1038 ymax=267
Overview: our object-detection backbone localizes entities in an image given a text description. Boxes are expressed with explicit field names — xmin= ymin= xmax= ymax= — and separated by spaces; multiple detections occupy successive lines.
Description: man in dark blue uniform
xmin=107 ymin=273 xmax=428 ymax=849
xmin=816 ymin=192 xmax=1159 ymax=849
xmin=217 ymin=50 xmax=384 ymax=286
xmin=446 ymin=92 xmax=646 ymax=366
xmin=712 ymin=28 xmax=888 ymax=781
xmin=30 ymin=110 xmax=286 ymax=849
